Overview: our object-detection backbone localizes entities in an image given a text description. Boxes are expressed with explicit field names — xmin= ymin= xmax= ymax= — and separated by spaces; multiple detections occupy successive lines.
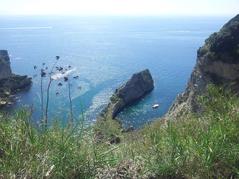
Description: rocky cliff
xmin=0 ymin=50 xmax=32 ymax=107
xmin=167 ymin=14 xmax=239 ymax=118
xmin=0 ymin=50 xmax=12 ymax=80
xmin=101 ymin=69 xmax=154 ymax=119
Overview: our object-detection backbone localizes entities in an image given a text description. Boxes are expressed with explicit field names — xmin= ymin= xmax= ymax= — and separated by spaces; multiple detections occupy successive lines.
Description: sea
xmin=0 ymin=16 xmax=230 ymax=128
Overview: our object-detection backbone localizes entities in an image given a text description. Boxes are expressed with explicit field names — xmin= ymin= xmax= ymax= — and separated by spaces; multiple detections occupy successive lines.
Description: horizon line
xmin=0 ymin=13 xmax=236 ymax=18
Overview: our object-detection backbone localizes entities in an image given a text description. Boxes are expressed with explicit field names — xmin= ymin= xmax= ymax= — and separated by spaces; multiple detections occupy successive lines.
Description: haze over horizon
xmin=0 ymin=0 xmax=238 ymax=16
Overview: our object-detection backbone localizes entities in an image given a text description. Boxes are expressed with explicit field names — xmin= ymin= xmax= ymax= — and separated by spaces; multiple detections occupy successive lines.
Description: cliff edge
xmin=167 ymin=14 xmax=239 ymax=118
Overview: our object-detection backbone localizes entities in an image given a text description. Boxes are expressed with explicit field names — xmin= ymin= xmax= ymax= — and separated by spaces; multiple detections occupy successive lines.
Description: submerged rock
xmin=102 ymin=69 xmax=154 ymax=119
xmin=0 ymin=50 xmax=32 ymax=107
xmin=167 ymin=14 xmax=239 ymax=118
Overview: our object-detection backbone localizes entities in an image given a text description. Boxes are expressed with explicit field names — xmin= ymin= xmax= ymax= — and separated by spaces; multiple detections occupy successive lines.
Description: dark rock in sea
xmin=167 ymin=14 xmax=239 ymax=118
xmin=101 ymin=69 xmax=154 ymax=119
xmin=0 ymin=50 xmax=32 ymax=107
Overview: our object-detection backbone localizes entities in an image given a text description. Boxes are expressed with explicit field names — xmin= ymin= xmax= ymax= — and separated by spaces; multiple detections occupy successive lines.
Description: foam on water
xmin=51 ymin=68 xmax=76 ymax=80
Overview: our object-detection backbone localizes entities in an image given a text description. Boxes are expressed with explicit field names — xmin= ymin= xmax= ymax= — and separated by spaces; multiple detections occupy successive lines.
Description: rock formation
xmin=167 ymin=14 xmax=239 ymax=118
xmin=0 ymin=50 xmax=32 ymax=107
xmin=0 ymin=50 xmax=12 ymax=80
xmin=101 ymin=69 xmax=154 ymax=119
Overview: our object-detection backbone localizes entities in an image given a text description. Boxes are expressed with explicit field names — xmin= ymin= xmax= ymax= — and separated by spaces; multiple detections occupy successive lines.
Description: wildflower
xmin=41 ymin=69 xmax=46 ymax=77
xmin=58 ymin=67 xmax=63 ymax=71
xmin=64 ymin=77 xmax=68 ymax=82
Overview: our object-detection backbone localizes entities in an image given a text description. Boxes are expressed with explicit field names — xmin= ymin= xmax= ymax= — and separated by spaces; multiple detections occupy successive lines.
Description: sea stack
xmin=167 ymin=14 xmax=239 ymax=118
xmin=0 ymin=50 xmax=32 ymax=107
xmin=101 ymin=69 xmax=154 ymax=119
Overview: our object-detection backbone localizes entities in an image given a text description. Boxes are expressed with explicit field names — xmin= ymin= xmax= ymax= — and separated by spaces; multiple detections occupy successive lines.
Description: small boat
xmin=152 ymin=104 xmax=160 ymax=109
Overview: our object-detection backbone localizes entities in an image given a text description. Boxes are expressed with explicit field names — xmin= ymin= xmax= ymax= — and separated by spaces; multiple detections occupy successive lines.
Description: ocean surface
xmin=0 ymin=16 xmax=230 ymax=128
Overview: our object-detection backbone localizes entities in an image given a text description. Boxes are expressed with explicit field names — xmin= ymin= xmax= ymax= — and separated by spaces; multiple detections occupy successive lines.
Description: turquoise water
xmin=0 ymin=16 xmax=229 ymax=128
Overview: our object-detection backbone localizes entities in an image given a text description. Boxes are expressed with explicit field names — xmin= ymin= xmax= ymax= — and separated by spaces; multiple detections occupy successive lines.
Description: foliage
xmin=0 ymin=85 xmax=239 ymax=178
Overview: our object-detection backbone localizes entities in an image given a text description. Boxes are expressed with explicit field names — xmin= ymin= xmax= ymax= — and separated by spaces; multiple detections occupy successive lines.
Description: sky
xmin=0 ymin=0 xmax=238 ymax=16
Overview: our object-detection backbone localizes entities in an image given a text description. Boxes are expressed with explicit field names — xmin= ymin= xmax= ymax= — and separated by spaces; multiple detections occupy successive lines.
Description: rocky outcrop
xmin=0 ymin=50 xmax=12 ymax=80
xmin=167 ymin=14 xmax=239 ymax=118
xmin=0 ymin=50 xmax=32 ymax=107
xmin=102 ymin=69 xmax=154 ymax=119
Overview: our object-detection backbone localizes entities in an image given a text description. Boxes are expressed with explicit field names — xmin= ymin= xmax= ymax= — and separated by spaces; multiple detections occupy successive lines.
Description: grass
xmin=0 ymin=85 xmax=239 ymax=178
xmin=0 ymin=111 xmax=117 ymax=178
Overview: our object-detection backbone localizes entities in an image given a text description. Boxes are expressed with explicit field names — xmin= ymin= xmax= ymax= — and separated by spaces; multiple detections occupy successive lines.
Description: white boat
xmin=152 ymin=104 xmax=160 ymax=109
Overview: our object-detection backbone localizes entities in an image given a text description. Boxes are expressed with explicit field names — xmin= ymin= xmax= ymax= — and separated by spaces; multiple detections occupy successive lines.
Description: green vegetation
xmin=0 ymin=85 xmax=239 ymax=178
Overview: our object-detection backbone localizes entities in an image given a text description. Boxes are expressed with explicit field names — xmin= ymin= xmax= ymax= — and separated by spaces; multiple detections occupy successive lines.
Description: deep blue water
xmin=0 ymin=16 xmax=230 ymax=128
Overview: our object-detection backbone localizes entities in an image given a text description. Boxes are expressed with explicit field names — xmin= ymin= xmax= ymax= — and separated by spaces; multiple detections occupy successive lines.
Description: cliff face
xmin=167 ymin=14 xmax=239 ymax=118
xmin=0 ymin=50 xmax=12 ymax=80
xmin=0 ymin=50 xmax=32 ymax=107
